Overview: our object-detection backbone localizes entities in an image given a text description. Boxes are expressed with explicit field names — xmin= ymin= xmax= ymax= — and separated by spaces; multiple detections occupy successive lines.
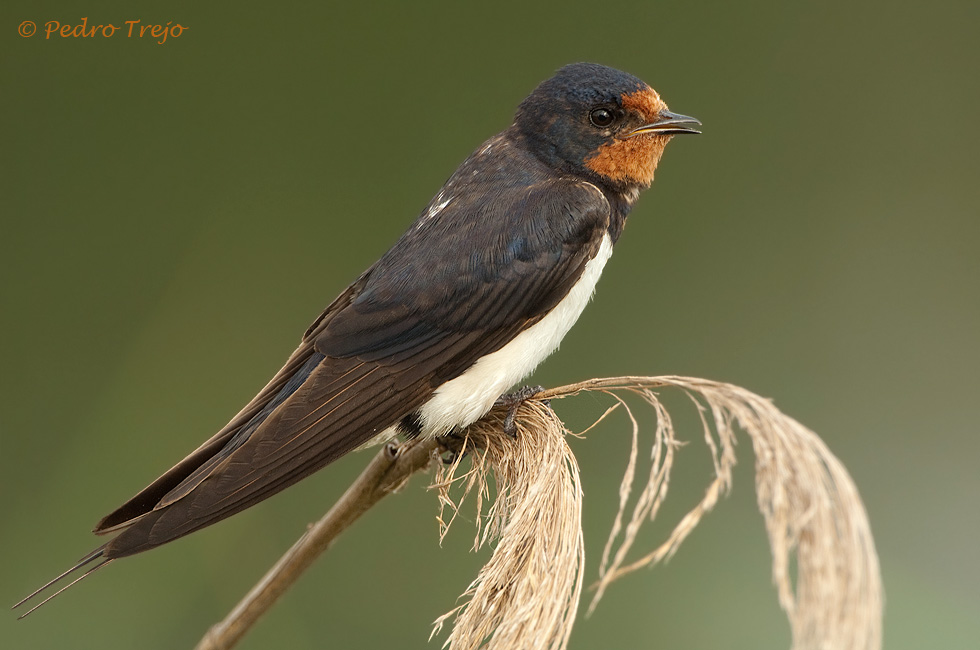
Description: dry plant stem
xmin=432 ymin=402 xmax=585 ymax=650
xmin=435 ymin=375 xmax=881 ymax=650
xmin=545 ymin=376 xmax=881 ymax=650
xmin=194 ymin=374 xmax=882 ymax=650
xmin=536 ymin=375 xmax=675 ymax=400
xmin=194 ymin=438 xmax=440 ymax=650
xmin=192 ymin=378 xmax=665 ymax=650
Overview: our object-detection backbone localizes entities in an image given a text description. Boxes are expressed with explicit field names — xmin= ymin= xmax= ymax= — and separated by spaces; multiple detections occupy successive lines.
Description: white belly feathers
xmin=418 ymin=232 xmax=613 ymax=435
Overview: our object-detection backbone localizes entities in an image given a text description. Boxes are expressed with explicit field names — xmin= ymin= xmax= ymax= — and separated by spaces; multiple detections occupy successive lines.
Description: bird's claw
xmin=436 ymin=430 xmax=467 ymax=465
xmin=496 ymin=385 xmax=545 ymax=437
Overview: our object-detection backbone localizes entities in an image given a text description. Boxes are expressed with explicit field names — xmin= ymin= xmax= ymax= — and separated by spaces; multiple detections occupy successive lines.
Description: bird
xmin=13 ymin=62 xmax=699 ymax=617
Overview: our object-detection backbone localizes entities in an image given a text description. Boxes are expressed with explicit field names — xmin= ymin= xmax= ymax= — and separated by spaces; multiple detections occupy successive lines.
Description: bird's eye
xmin=589 ymin=108 xmax=615 ymax=128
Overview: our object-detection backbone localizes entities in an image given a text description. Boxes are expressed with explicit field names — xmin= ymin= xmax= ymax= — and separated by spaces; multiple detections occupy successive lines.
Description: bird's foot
xmin=436 ymin=429 xmax=468 ymax=465
xmin=495 ymin=385 xmax=546 ymax=437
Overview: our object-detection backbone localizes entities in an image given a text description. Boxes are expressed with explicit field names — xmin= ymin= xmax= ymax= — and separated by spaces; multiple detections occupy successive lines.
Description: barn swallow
xmin=14 ymin=62 xmax=699 ymax=617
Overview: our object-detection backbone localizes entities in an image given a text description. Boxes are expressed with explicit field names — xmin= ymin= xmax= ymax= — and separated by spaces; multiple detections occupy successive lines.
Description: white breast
xmin=418 ymin=232 xmax=614 ymax=436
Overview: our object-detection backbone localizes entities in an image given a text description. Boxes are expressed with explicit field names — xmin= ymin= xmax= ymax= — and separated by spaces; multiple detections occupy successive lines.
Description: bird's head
xmin=514 ymin=62 xmax=699 ymax=196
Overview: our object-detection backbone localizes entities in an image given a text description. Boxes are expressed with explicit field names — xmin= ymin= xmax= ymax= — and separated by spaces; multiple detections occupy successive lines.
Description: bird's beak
xmin=629 ymin=110 xmax=702 ymax=136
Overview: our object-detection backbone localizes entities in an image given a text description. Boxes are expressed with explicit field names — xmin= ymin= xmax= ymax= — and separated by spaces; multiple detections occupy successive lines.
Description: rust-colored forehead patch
xmin=621 ymin=86 xmax=668 ymax=121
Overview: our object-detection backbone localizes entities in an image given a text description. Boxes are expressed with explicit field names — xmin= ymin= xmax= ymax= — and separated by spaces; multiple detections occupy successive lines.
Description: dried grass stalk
xmin=434 ymin=376 xmax=882 ymax=650
xmin=431 ymin=400 xmax=585 ymax=650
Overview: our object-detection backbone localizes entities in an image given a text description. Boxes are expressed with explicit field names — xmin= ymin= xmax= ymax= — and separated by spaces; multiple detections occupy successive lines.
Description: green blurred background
xmin=3 ymin=1 xmax=977 ymax=648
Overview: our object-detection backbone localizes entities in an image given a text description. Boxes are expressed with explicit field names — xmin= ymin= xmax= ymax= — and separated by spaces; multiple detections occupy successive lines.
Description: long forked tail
xmin=12 ymin=545 xmax=113 ymax=619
